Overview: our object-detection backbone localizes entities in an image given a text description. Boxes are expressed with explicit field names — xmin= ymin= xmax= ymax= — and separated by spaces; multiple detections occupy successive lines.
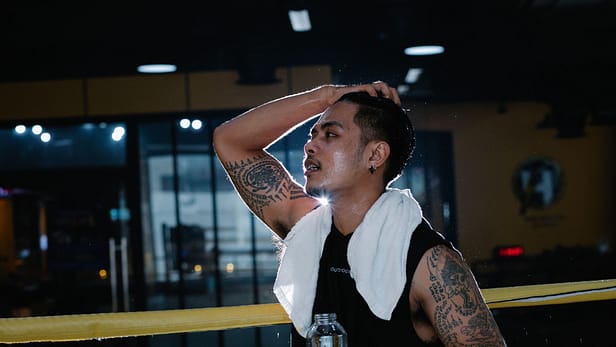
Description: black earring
xmin=369 ymin=165 xmax=376 ymax=174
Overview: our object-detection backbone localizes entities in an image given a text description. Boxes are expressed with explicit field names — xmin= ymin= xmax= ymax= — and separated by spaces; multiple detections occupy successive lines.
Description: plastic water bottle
xmin=306 ymin=313 xmax=348 ymax=347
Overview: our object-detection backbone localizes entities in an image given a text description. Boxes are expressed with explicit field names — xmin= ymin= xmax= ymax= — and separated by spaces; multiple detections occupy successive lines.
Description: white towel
xmin=273 ymin=188 xmax=423 ymax=337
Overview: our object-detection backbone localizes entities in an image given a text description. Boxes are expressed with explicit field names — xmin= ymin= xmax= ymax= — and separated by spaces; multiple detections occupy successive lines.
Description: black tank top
xmin=291 ymin=219 xmax=453 ymax=346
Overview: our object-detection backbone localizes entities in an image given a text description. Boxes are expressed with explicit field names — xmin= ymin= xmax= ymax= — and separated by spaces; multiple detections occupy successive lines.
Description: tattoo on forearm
xmin=223 ymin=154 xmax=307 ymax=220
xmin=427 ymin=245 xmax=504 ymax=346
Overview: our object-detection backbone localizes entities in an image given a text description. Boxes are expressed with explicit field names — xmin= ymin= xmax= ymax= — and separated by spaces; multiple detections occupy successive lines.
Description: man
xmin=213 ymin=81 xmax=507 ymax=346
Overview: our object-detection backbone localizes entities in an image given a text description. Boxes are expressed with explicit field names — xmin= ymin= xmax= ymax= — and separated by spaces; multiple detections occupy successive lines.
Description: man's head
xmin=335 ymin=91 xmax=415 ymax=186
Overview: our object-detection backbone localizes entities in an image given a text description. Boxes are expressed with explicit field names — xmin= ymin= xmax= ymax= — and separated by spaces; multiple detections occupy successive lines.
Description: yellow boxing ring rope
xmin=1 ymin=278 xmax=615 ymax=344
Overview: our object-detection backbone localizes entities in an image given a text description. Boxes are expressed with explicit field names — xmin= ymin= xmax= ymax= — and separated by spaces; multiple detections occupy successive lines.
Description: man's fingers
xmin=372 ymin=81 xmax=389 ymax=96
xmin=389 ymin=87 xmax=401 ymax=105
xmin=334 ymin=81 xmax=402 ymax=105
xmin=372 ymin=81 xmax=400 ymax=105
xmin=371 ymin=82 xmax=401 ymax=105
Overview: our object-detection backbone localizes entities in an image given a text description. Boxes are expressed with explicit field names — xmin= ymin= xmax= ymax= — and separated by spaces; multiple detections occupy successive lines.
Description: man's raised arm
xmin=213 ymin=82 xmax=398 ymax=237
xmin=212 ymin=87 xmax=331 ymax=237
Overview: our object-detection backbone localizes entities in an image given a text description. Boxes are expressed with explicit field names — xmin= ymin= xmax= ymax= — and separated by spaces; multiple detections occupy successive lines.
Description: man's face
xmin=303 ymin=102 xmax=367 ymax=199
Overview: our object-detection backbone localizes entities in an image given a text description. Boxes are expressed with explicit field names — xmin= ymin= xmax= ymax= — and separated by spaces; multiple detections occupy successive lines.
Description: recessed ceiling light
xmin=14 ymin=125 xmax=27 ymax=134
xmin=179 ymin=118 xmax=191 ymax=129
xmin=397 ymin=84 xmax=411 ymax=95
xmin=404 ymin=68 xmax=423 ymax=83
xmin=288 ymin=9 xmax=312 ymax=32
xmin=404 ymin=45 xmax=445 ymax=56
xmin=191 ymin=119 xmax=202 ymax=130
xmin=137 ymin=64 xmax=177 ymax=74
xmin=40 ymin=132 xmax=51 ymax=143
xmin=32 ymin=124 xmax=43 ymax=135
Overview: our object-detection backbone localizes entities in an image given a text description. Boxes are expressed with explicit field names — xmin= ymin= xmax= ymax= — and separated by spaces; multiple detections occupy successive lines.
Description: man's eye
xmin=326 ymin=132 xmax=336 ymax=137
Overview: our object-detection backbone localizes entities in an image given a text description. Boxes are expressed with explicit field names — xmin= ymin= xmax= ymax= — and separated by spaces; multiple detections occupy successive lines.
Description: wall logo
xmin=512 ymin=156 xmax=564 ymax=215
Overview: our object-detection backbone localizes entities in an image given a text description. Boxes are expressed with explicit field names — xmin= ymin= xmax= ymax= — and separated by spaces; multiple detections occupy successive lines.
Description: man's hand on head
xmin=320 ymin=81 xmax=401 ymax=107
xmin=370 ymin=81 xmax=401 ymax=105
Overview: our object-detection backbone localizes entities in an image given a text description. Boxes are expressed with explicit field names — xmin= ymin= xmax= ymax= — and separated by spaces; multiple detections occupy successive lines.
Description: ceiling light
xmin=404 ymin=45 xmax=445 ymax=56
xmin=137 ymin=64 xmax=177 ymax=74
xmin=14 ymin=125 xmax=27 ymax=134
xmin=179 ymin=118 xmax=191 ymax=129
xmin=404 ymin=68 xmax=423 ymax=84
xmin=32 ymin=124 xmax=43 ymax=135
xmin=112 ymin=126 xmax=126 ymax=142
xmin=397 ymin=85 xmax=411 ymax=95
xmin=40 ymin=132 xmax=51 ymax=143
xmin=288 ymin=9 xmax=312 ymax=32
xmin=191 ymin=119 xmax=202 ymax=130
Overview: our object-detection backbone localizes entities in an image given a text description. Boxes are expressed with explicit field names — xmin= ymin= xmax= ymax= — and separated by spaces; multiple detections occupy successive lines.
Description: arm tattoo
xmin=222 ymin=154 xmax=308 ymax=220
xmin=427 ymin=245 xmax=504 ymax=346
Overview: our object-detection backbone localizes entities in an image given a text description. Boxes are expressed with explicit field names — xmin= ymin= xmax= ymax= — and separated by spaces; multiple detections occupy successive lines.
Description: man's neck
xmin=328 ymin=188 xmax=385 ymax=235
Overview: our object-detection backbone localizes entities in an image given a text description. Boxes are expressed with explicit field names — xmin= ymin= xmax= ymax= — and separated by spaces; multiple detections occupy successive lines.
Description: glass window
xmin=0 ymin=122 xmax=126 ymax=170
xmin=0 ymin=122 xmax=128 ymax=317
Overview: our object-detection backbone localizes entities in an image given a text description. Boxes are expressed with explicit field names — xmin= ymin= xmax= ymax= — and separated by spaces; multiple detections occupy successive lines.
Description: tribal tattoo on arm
xmin=427 ymin=245 xmax=506 ymax=347
xmin=222 ymin=153 xmax=309 ymax=222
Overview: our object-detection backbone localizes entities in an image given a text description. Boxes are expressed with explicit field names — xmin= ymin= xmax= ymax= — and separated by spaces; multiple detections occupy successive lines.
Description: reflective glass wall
xmin=0 ymin=122 xmax=129 ymax=317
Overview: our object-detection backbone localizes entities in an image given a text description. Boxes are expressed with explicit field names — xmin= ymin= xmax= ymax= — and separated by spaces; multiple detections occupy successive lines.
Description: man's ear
xmin=367 ymin=140 xmax=390 ymax=169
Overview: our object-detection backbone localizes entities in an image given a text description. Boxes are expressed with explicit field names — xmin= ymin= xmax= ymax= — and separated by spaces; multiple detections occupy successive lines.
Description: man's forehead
xmin=313 ymin=102 xmax=356 ymax=128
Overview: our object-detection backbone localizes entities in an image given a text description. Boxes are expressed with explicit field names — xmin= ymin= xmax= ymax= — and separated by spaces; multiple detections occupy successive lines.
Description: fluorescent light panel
xmin=137 ymin=64 xmax=177 ymax=74
xmin=404 ymin=45 xmax=445 ymax=56
xmin=288 ymin=9 xmax=312 ymax=32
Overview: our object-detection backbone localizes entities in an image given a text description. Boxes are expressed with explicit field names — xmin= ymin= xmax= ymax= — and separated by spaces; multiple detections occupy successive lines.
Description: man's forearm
xmin=212 ymin=81 xmax=400 ymax=159
xmin=213 ymin=86 xmax=331 ymax=155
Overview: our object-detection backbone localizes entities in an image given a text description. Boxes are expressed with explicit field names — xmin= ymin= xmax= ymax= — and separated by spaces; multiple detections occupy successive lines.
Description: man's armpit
xmin=222 ymin=154 xmax=308 ymax=221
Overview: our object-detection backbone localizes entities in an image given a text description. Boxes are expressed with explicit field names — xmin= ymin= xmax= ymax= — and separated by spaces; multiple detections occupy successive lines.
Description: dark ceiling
xmin=2 ymin=1 xmax=615 ymax=111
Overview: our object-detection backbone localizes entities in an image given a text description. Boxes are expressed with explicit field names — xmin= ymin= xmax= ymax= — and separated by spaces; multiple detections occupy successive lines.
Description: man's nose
xmin=304 ymin=141 xmax=315 ymax=154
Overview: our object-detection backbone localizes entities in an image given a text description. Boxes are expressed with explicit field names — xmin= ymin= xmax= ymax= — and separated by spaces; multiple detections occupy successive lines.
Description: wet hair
xmin=335 ymin=91 xmax=415 ymax=186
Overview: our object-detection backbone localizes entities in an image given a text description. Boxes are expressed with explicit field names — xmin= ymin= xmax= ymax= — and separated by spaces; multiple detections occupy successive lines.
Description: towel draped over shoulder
xmin=273 ymin=188 xmax=423 ymax=337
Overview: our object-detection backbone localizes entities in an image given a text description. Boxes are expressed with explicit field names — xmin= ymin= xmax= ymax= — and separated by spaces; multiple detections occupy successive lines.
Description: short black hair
xmin=336 ymin=91 xmax=415 ymax=186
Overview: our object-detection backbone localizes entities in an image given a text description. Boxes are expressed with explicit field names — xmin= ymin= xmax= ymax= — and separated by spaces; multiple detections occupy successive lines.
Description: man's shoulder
xmin=410 ymin=219 xmax=450 ymax=249
xmin=407 ymin=219 xmax=455 ymax=274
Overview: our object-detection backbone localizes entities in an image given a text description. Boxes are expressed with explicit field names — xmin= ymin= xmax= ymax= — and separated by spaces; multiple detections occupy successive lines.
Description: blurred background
xmin=0 ymin=1 xmax=614 ymax=346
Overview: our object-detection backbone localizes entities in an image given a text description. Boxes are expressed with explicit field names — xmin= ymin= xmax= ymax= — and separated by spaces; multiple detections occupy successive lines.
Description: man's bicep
xmin=220 ymin=151 xmax=315 ymax=237
xmin=418 ymin=245 xmax=506 ymax=346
